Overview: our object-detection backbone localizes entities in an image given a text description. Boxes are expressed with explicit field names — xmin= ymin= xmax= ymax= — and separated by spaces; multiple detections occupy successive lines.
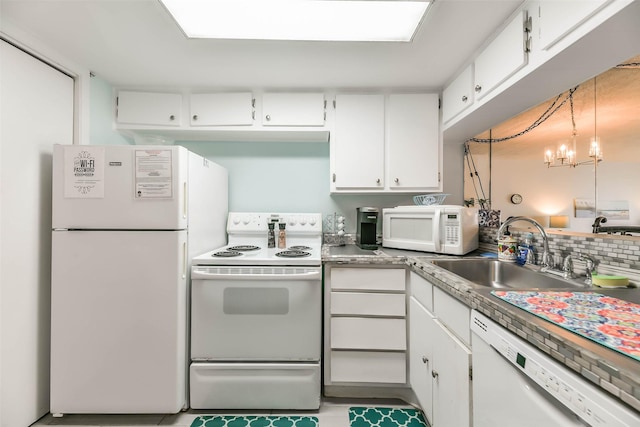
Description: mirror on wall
xmin=464 ymin=54 xmax=640 ymax=234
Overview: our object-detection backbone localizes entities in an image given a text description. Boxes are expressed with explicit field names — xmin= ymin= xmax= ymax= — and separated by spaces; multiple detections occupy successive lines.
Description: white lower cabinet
xmin=409 ymin=272 xmax=472 ymax=427
xmin=409 ymin=297 xmax=435 ymax=420
xmin=324 ymin=265 xmax=407 ymax=387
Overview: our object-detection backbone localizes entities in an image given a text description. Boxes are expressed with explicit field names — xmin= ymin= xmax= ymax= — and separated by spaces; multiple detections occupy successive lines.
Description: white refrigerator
xmin=50 ymin=144 xmax=228 ymax=415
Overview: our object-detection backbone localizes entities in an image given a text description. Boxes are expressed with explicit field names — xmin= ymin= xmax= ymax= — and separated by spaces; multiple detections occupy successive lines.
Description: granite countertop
xmin=322 ymin=244 xmax=640 ymax=413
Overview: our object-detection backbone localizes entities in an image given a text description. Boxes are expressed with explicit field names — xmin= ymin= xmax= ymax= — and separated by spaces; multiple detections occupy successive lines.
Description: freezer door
xmin=52 ymin=144 xmax=189 ymax=229
xmin=50 ymin=230 xmax=188 ymax=414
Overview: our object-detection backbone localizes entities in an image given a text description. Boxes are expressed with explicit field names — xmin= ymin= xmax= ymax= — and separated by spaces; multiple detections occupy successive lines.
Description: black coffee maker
xmin=356 ymin=207 xmax=379 ymax=250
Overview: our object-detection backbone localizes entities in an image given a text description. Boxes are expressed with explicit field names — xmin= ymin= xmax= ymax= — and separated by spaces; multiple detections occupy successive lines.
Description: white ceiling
xmin=0 ymin=0 xmax=523 ymax=90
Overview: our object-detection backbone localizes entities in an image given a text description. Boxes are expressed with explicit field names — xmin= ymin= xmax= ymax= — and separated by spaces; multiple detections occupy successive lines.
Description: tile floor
xmin=32 ymin=398 xmax=414 ymax=427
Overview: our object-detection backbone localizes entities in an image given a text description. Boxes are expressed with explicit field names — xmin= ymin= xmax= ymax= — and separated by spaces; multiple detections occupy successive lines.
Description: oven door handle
xmin=191 ymin=267 xmax=322 ymax=281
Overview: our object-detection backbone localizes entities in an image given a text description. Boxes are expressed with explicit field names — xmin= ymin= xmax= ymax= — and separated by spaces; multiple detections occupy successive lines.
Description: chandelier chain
xmin=468 ymin=85 xmax=579 ymax=144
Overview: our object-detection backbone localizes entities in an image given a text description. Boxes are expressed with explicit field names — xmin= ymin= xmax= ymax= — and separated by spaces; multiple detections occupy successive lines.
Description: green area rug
xmin=191 ymin=416 xmax=319 ymax=427
xmin=349 ymin=407 xmax=429 ymax=427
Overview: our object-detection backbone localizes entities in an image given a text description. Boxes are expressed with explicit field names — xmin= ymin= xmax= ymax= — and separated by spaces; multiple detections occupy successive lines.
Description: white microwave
xmin=382 ymin=205 xmax=479 ymax=255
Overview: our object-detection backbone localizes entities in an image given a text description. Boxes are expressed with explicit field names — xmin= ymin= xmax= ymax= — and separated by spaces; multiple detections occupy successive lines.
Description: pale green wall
xmin=89 ymin=75 xmax=131 ymax=145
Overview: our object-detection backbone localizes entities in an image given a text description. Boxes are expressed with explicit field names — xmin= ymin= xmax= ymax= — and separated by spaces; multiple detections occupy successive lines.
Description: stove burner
xmin=212 ymin=250 xmax=242 ymax=258
xmin=276 ymin=250 xmax=311 ymax=258
xmin=289 ymin=245 xmax=312 ymax=251
xmin=228 ymin=245 xmax=260 ymax=252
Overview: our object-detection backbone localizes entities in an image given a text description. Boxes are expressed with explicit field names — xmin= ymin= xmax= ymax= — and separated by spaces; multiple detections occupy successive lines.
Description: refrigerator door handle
xmin=183 ymin=182 xmax=188 ymax=219
xmin=182 ymin=242 xmax=187 ymax=279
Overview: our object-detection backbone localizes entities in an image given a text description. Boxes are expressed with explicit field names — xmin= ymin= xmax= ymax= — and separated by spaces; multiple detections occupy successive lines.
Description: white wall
xmin=464 ymin=152 xmax=640 ymax=233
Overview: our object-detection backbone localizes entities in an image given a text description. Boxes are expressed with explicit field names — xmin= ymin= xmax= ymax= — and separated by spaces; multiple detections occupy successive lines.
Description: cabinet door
xmin=409 ymin=297 xmax=434 ymax=424
xmin=474 ymin=10 xmax=529 ymax=100
xmin=387 ymin=94 xmax=440 ymax=190
xmin=433 ymin=287 xmax=471 ymax=347
xmin=262 ymin=93 xmax=325 ymax=126
xmin=190 ymin=93 xmax=253 ymax=126
xmin=117 ymin=91 xmax=182 ymax=126
xmin=538 ymin=1 xmax=610 ymax=50
xmin=442 ymin=65 xmax=473 ymax=123
xmin=432 ymin=319 xmax=472 ymax=427
xmin=333 ymin=94 xmax=385 ymax=190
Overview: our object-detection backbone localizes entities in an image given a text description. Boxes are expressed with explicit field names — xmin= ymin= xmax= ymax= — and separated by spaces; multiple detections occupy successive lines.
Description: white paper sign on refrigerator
xmin=63 ymin=146 xmax=105 ymax=198
xmin=135 ymin=149 xmax=173 ymax=199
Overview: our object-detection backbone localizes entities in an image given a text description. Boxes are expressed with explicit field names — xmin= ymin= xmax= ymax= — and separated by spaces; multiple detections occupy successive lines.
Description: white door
xmin=262 ymin=93 xmax=325 ymax=126
xmin=387 ymin=94 xmax=440 ymax=190
xmin=333 ymin=94 xmax=385 ymax=190
xmin=432 ymin=319 xmax=472 ymax=427
xmin=116 ymin=91 xmax=182 ymax=126
xmin=1 ymin=40 xmax=73 ymax=427
xmin=190 ymin=92 xmax=254 ymax=126
xmin=191 ymin=266 xmax=322 ymax=360
xmin=52 ymin=144 xmax=189 ymax=229
xmin=409 ymin=297 xmax=434 ymax=423
xmin=50 ymin=230 xmax=188 ymax=414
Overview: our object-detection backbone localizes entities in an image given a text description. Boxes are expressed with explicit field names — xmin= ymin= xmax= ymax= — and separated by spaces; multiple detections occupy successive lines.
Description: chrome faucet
xmin=562 ymin=254 xmax=576 ymax=279
xmin=560 ymin=252 xmax=598 ymax=285
xmin=496 ymin=216 xmax=553 ymax=268
xmin=577 ymin=252 xmax=598 ymax=285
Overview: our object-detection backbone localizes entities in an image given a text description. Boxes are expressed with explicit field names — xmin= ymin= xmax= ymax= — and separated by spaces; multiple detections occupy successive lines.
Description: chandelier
xmin=543 ymin=80 xmax=603 ymax=168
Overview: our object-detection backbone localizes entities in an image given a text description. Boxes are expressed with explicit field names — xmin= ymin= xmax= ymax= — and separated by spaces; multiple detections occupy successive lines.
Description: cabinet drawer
xmin=331 ymin=292 xmax=405 ymax=317
xmin=330 ymin=351 xmax=406 ymax=384
xmin=331 ymin=317 xmax=406 ymax=350
xmin=331 ymin=268 xmax=405 ymax=291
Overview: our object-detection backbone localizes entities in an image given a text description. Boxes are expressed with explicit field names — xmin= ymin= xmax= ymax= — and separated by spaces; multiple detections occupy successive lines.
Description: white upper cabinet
xmin=387 ymin=93 xmax=440 ymax=190
xmin=538 ymin=1 xmax=611 ymax=50
xmin=261 ymin=93 xmax=326 ymax=126
xmin=331 ymin=93 xmax=441 ymax=193
xmin=474 ymin=9 xmax=531 ymax=100
xmin=190 ymin=92 xmax=254 ymax=126
xmin=332 ymin=94 xmax=386 ymax=190
xmin=442 ymin=65 xmax=474 ymax=124
xmin=116 ymin=91 xmax=182 ymax=126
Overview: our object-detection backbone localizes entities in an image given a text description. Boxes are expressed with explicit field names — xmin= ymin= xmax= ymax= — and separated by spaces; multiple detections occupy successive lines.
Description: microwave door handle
xmin=433 ymin=209 xmax=442 ymax=252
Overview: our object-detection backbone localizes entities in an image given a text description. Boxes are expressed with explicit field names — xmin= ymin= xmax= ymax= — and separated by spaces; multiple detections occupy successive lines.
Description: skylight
xmin=159 ymin=0 xmax=431 ymax=42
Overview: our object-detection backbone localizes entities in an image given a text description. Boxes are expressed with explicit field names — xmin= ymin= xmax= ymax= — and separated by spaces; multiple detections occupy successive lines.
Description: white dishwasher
xmin=470 ymin=310 xmax=639 ymax=426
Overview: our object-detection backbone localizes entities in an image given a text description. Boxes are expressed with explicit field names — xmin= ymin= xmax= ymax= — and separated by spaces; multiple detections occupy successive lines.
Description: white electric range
xmin=189 ymin=212 xmax=322 ymax=410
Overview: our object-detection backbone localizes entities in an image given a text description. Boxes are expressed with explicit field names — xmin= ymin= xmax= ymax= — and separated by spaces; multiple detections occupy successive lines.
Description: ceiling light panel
xmin=159 ymin=0 xmax=431 ymax=42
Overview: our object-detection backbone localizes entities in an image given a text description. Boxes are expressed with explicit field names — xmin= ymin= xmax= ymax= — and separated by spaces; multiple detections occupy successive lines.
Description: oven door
xmin=191 ymin=266 xmax=322 ymax=361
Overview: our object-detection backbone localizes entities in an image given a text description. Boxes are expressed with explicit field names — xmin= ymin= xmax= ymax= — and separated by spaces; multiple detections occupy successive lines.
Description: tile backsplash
xmin=480 ymin=227 xmax=640 ymax=274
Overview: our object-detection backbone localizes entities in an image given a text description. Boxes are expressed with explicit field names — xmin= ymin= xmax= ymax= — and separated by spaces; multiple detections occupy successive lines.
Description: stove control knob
xmin=299 ymin=217 xmax=307 ymax=225
xmin=309 ymin=216 xmax=317 ymax=226
xmin=288 ymin=217 xmax=297 ymax=226
xmin=232 ymin=216 xmax=241 ymax=225
xmin=242 ymin=216 xmax=251 ymax=225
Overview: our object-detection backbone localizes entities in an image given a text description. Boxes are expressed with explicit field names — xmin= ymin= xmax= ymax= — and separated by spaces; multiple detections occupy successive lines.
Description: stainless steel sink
xmin=431 ymin=258 xmax=588 ymax=289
